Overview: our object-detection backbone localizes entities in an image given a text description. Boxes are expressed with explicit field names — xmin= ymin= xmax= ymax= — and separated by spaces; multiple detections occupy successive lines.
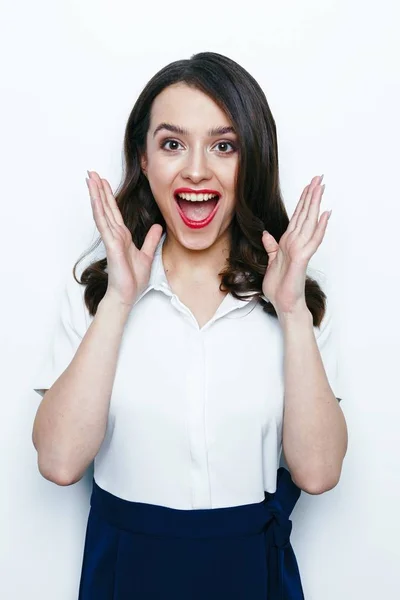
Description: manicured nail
xmin=320 ymin=174 xmax=324 ymax=183
xmin=327 ymin=209 xmax=332 ymax=219
xmin=87 ymin=170 xmax=91 ymax=178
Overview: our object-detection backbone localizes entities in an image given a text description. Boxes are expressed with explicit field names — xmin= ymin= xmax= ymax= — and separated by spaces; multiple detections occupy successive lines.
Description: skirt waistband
xmin=92 ymin=483 xmax=267 ymax=539
xmin=90 ymin=467 xmax=301 ymax=542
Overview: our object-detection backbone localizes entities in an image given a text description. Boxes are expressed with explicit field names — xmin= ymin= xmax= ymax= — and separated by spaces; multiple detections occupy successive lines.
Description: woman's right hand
xmin=86 ymin=171 xmax=164 ymax=308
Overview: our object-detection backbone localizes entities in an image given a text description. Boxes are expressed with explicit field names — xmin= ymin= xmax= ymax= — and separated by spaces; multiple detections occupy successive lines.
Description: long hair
xmin=73 ymin=51 xmax=326 ymax=326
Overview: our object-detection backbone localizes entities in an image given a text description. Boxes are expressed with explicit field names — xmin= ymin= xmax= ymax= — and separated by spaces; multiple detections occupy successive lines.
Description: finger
xmin=88 ymin=171 xmax=116 ymax=228
xmin=141 ymin=224 xmax=164 ymax=259
xmin=294 ymin=176 xmax=321 ymax=231
xmin=101 ymin=178 xmax=125 ymax=227
xmin=261 ymin=230 xmax=279 ymax=255
xmin=286 ymin=184 xmax=310 ymax=234
xmin=305 ymin=211 xmax=330 ymax=251
xmin=290 ymin=176 xmax=321 ymax=232
xmin=97 ymin=179 xmax=116 ymax=228
xmin=86 ymin=178 xmax=116 ymax=244
xmin=299 ymin=184 xmax=324 ymax=239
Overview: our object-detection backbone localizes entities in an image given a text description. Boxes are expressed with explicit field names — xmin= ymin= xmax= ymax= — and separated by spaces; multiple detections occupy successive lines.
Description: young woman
xmin=32 ymin=51 xmax=348 ymax=599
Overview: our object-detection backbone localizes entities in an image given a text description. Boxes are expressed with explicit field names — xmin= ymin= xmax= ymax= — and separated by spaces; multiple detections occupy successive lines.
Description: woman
xmin=32 ymin=51 xmax=348 ymax=599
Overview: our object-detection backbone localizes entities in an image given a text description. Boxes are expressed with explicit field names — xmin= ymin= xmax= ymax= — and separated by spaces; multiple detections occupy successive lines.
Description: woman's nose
xmin=181 ymin=147 xmax=212 ymax=182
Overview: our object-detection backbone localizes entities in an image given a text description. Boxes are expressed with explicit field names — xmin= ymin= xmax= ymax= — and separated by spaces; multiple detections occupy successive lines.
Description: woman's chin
xmin=167 ymin=222 xmax=231 ymax=253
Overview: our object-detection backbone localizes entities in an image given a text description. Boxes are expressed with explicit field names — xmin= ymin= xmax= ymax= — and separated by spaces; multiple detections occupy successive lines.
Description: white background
xmin=1 ymin=0 xmax=399 ymax=598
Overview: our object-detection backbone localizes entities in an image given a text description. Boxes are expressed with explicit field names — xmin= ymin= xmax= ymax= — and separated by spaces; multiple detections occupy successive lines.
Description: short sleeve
xmin=32 ymin=268 xmax=91 ymax=399
xmin=313 ymin=294 xmax=343 ymax=403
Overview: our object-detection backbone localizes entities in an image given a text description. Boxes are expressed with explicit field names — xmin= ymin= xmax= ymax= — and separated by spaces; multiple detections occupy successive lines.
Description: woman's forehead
xmin=149 ymin=84 xmax=233 ymax=135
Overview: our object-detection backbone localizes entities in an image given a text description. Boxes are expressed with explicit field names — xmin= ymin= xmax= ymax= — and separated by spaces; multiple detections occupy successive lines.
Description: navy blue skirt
xmin=78 ymin=467 xmax=304 ymax=599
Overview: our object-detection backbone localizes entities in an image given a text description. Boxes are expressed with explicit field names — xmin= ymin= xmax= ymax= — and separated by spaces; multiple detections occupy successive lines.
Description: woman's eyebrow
xmin=153 ymin=123 xmax=236 ymax=138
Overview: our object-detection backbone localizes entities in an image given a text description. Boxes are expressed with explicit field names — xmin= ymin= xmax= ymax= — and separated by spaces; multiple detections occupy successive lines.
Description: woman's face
xmin=141 ymin=82 xmax=239 ymax=251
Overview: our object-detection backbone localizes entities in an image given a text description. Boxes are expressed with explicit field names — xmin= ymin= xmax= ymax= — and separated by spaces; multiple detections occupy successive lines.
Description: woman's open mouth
xmin=174 ymin=191 xmax=221 ymax=229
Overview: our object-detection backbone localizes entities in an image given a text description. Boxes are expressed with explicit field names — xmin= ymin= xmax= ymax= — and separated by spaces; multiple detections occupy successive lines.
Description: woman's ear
xmin=140 ymin=154 xmax=148 ymax=177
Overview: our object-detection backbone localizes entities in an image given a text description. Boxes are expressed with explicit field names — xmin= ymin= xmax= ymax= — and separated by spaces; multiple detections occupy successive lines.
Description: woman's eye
xmin=215 ymin=141 xmax=236 ymax=153
xmin=161 ymin=139 xmax=182 ymax=151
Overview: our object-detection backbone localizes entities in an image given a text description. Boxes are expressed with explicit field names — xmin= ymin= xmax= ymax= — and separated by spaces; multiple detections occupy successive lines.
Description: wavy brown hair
xmin=74 ymin=51 xmax=327 ymax=326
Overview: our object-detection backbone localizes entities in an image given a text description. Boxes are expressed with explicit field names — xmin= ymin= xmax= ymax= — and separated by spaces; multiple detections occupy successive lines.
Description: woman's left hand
xmin=261 ymin=175 xmax=331 ymax=316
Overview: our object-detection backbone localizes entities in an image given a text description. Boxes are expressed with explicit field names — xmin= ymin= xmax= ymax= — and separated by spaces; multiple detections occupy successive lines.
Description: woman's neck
xmin=162 ymin=230 xmax=230 ymax=284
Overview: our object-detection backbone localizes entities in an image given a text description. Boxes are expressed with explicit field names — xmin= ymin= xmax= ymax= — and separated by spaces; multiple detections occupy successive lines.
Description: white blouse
xmin=33 ymin=233 xmax=342 ymax=509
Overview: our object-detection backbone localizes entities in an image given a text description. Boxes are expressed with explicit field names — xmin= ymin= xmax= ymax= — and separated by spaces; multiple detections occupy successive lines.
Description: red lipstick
xmin=174 ymin=188 xmax=221 ymax=230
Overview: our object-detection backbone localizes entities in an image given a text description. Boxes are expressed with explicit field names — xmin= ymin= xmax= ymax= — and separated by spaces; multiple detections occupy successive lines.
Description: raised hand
xmin=86 ymin=171 xmax=163 ymax=307
xmin=261 ymin=175 xmax=331 ymax=316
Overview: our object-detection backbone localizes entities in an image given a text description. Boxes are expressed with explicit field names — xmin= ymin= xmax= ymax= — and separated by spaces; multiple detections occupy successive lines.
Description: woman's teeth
xmin=176 ymin=193 xmax=219 ymax=202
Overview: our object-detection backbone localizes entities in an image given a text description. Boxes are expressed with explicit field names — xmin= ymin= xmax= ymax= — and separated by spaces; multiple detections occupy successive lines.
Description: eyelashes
xmin=160 ymin=138 xmax=238 ymax=155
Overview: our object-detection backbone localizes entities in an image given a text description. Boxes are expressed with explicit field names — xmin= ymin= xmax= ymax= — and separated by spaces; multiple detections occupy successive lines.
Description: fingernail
xmin=87 ymin=170 xmax=91 ymax=178
xmin=320 ymin=174 xmax=324 ymax=183
xmin=327 ymin=209 xmax=332 ymax=219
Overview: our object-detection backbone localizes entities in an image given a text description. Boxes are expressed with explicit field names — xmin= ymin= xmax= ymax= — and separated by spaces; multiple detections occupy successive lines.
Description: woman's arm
xmin=32 ymin=295 xmax=131 ymax=485
xmin=278 ymin=306 xmax=348 ymax=494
